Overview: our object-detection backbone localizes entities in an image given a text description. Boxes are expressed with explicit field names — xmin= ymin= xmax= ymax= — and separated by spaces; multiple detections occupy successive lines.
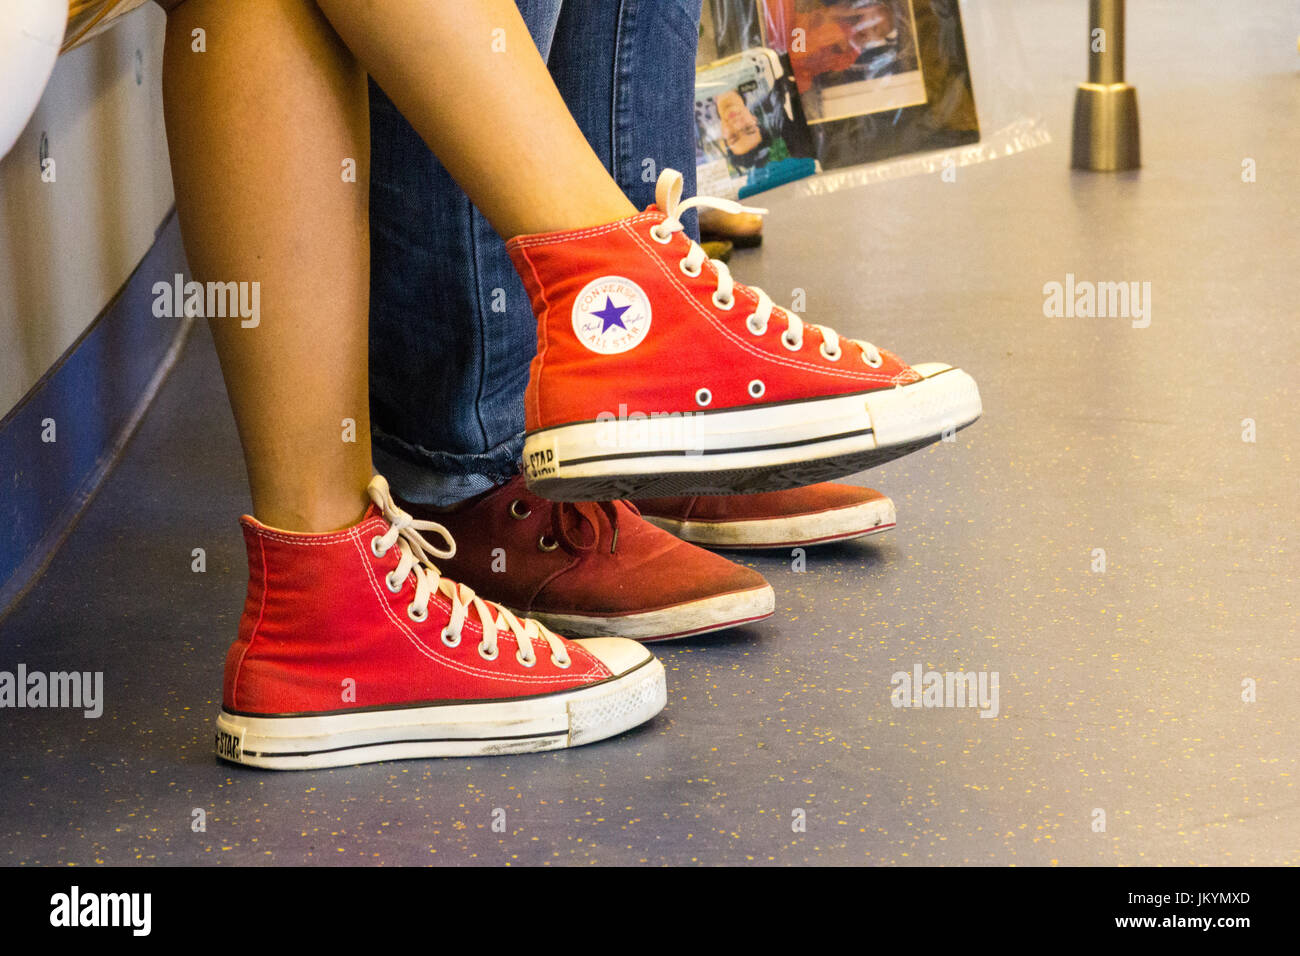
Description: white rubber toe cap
xmin=910 ymin=362 xmax=954 ymax=378
xmin=572 ymin=637 xmax=655 ymax=676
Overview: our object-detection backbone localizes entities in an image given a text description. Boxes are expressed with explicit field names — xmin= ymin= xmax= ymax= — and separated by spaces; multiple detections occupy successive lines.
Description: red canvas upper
xmin=225 ymin=504 xmax=610 ymax=716
xmin=404 ymin=475 xmax=768 ymax=619
xmin=507 ymin=206 xmax=920 ymax=432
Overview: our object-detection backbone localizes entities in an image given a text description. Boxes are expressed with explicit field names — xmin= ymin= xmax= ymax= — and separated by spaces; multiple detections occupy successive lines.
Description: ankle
xmin=249 ymin=487 xmax=371 ymax=533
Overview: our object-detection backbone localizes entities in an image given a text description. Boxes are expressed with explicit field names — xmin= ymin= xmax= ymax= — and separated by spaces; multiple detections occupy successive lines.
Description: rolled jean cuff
xmin=372 ymin=427 xmax=523 ymax=507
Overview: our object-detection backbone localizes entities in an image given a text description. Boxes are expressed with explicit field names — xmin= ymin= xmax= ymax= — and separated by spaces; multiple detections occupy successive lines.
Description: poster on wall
xmin=758 ymin=0 xmax=980 ymax=171
xmin=694 ymin=48 xmax=818 ymax=199
xmin=775 ymin=0 xmax=929 ymax=123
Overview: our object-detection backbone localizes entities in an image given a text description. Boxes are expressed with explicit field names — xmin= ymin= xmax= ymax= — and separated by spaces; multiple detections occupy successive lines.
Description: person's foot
xmin=633 ymin=483 xmax=895 ymax=550
xmin=698 ymin=205 xmax=763 ymax=248
xmin=506 ymin=168 xmax=981 ymax=502
xmin=699 ymin=238 xmax=734 ymax=262
xmin=214 ymin=476 xmax=666 ymax=770
xmin=402 ymin=474 xmax=775 ymax=642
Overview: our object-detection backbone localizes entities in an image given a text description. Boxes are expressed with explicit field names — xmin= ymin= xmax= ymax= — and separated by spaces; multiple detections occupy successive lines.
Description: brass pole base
xmin=1071 ymin=82 xmax=1141 ymax=171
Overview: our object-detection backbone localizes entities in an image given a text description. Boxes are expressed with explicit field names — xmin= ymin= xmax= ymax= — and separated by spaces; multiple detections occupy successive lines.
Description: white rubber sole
xmin=525 ymin=584 xmax=775 ymax=642
xmin=523 ymin=363 xmax=981 ymax=501
xmin=214 ymin=653 xmax=666 ymax=770
xmin=641 ymin=495 xmax=896 ymax=550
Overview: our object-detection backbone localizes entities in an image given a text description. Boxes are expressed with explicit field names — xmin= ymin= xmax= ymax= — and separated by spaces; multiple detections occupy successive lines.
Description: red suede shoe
xmin=506 ymin=168 xmax=981 ymax=502
xmin=214 ymin=476 xmax=666 ymax=770
xmin=633 ymin=483 xmax=896 ymax=550
xmin=402 ymin=475 xmax=774 ymax=642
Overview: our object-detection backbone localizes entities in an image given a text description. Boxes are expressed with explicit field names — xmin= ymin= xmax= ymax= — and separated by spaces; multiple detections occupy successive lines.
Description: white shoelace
xmin=367 ymin=476 xmax=571 ymax=668
xmin=649 ymin=169 xmax=884 ymax=368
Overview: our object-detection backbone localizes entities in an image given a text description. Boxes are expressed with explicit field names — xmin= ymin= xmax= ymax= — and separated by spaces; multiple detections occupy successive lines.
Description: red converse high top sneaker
xmin=403 ymin=475 xmax=774 ymax=642
xmin=215 ymin=476 xmax=666 ymax=769
xmin=506 ymin=169 xmax=981 ymax=501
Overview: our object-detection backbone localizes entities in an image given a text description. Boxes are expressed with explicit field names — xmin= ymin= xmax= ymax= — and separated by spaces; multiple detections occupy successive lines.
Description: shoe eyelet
xmin=478 ymin=642 xmax=499 ymax=661
xmin=538 ymin=535 xmax=559 ymax=552
xmin=748 ymin=379 xmax=765 ymax=399
xmin=862 ymin=351 xmax=884 ymax=369
xmin=745 ymin=313 xmax=767 ymax=336
xmin=649 ymin=224 xmax=672 ymax=244
xmin=407 ymin=602 xmax=428 ymax=623
xmin=820 ymin=343 xmax=842 ymax=362
xmin=440 ymin=626 xmax=460 ymax=648
xmin=515 ymin=649 xmax=536 ymax=668
xmin=552 ymin=653 xmax=572 ymax=669
xmin=679 ymin=257 xmax=702 ymax=278
xmin=695 ymin=387 xmax=712 ymax=407
xmin=370 ymin=535 xmax=387 ymax=558
xmin=385 ymin=572 xmax=403 ymax=594
xmin=782 ymin=332 xmax=803 ymax=352
xmin=712 ymin=290 xmax=735 ymax=311
xmin=509 ymin=499 xmax=532 ymax=520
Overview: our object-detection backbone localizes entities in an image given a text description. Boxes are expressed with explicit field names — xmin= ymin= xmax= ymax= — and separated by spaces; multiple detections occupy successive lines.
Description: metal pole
xmin=1089 ymin=0 xmax=1125 ymax=84
xmin=1072 ymin=0 xmax=1141 ymax=171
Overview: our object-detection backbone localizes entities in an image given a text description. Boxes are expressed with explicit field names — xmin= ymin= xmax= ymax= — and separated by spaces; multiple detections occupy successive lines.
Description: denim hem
xmin=371 ymin=427 xmax=523 ymax=507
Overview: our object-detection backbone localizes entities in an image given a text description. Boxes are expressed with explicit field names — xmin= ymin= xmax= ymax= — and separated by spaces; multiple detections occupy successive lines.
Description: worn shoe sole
xmin=523 ymin=364 xmax=980 ymax=501
xmin=524 ymin=583 xmax=775 ymax=642
xmin=641 ymin=495 xmax=896 ymax=550
xmin=214 ymin=646 xmax=665 ymax=770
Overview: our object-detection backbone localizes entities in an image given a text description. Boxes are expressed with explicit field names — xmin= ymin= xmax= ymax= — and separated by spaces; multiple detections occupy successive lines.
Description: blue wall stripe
xmin=0 ymin=212 xmax=189 ymax=618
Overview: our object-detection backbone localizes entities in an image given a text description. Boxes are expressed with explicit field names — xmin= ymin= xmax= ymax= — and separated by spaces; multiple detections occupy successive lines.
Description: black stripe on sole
xmin=527 ymin=421 xmax=976 ymax=502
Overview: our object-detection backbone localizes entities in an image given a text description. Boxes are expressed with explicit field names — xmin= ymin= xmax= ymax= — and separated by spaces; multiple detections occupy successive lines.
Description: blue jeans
xmin=368 ymin=0 xmax=703 ymax=506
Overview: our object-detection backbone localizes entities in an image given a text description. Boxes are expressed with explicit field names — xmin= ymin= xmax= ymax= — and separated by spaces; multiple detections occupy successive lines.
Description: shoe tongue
xmin=558 ymin=501 xmax=603 ymax=550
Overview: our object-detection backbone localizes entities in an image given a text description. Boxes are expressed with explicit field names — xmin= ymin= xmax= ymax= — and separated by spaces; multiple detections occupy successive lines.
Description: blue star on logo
xmin=592 ymin=295 xmax=630 ymax=333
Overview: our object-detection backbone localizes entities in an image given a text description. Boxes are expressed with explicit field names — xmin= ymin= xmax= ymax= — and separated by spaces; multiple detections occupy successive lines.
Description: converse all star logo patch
xmin=571 ymin=276 xmax=652 ymax=354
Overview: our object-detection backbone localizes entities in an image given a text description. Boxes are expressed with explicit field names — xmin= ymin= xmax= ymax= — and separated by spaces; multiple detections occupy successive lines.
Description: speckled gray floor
xmin=1 ymin=1 xmax=1297 ymax=866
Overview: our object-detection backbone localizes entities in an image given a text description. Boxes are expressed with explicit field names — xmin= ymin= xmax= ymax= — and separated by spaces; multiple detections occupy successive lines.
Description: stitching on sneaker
xmin=229 ymin=531 xmax=270 ymax=711
xmin=348 ymin=532 xmax=604 ymax=685
xmin=518 ymin=247 xmax=555 ymax=427
xmin=626 ymin=226 xmax=896 ymax=387
xmin=506 ymin=211 xmax=662 ymax=249
xmin=249 ymin=517 xmax=388 ymax=546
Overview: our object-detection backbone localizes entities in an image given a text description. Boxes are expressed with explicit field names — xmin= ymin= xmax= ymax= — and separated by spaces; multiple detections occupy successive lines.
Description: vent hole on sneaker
xmin=748 ymin=380 xmax=766 ymax=399
xmin=695 ymin=387 xmax=712 ymax=407
xmin=509 ymin=499 xmax=531 ymax=520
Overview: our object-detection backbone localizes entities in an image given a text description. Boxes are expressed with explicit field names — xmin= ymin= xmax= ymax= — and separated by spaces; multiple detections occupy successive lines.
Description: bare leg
xmin=161 ymin=0 xmax=646 ymax=531
xmin=162 ymin=0 xmax=373 ymax=531
xmin=314 ymin=0 xmax=637 ymax=238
